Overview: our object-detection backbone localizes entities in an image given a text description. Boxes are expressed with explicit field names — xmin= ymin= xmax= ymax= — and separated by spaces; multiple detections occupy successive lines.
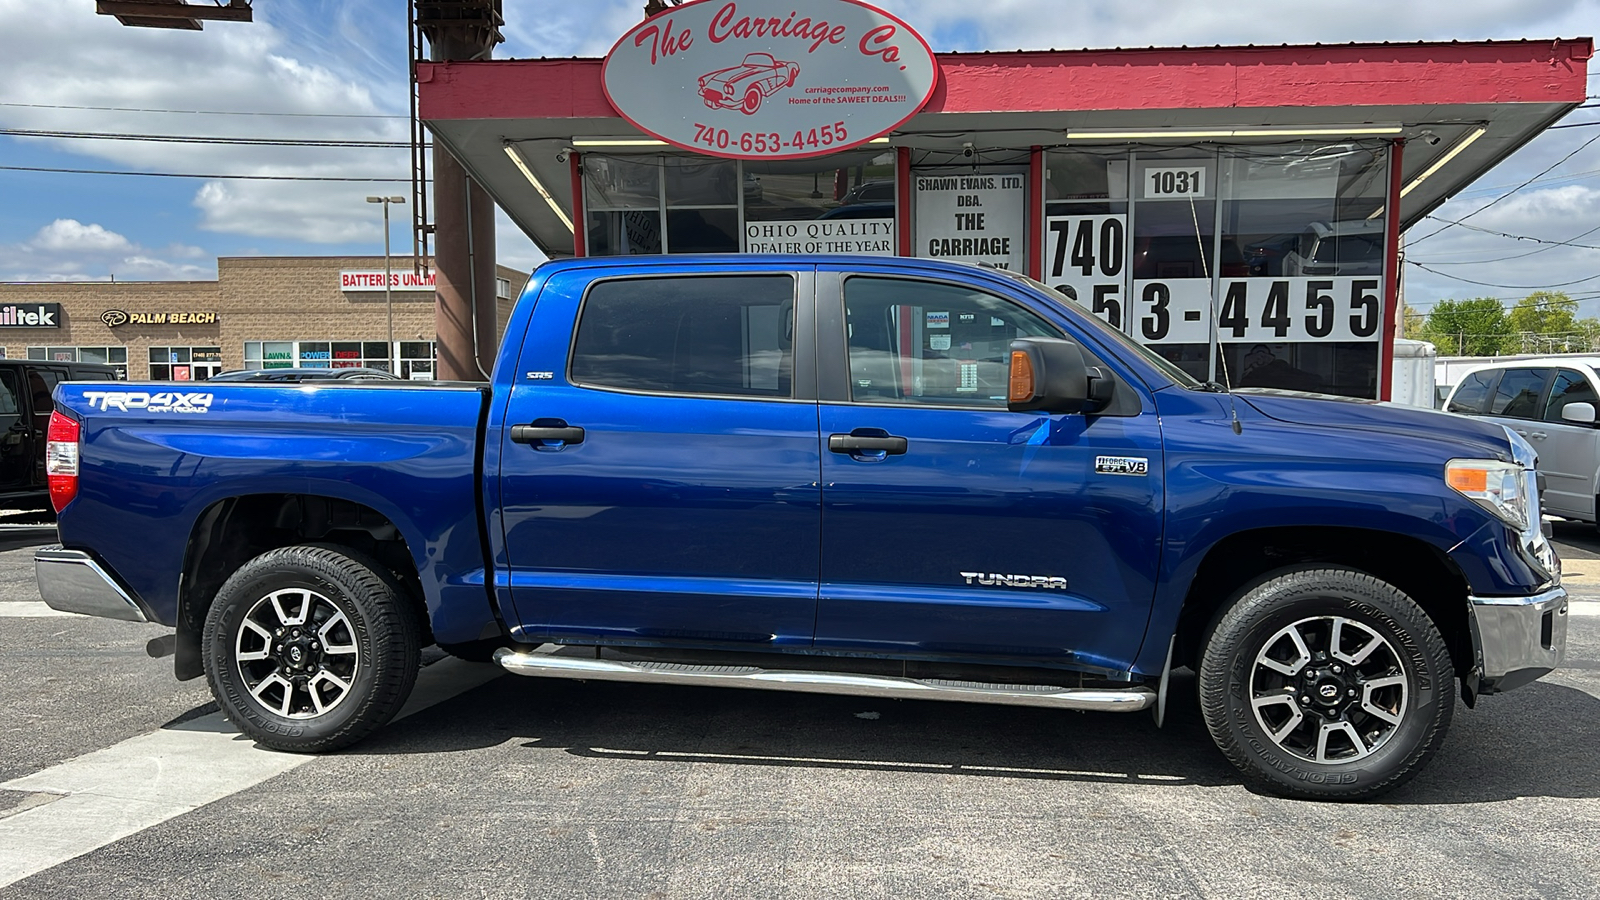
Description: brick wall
xmin=0 ymin=257 xmax=527 ymax=380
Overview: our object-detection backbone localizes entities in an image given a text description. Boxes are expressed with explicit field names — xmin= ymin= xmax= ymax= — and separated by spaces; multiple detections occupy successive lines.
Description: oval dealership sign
xmin=602 ymin=0 xmax=939 ymax=160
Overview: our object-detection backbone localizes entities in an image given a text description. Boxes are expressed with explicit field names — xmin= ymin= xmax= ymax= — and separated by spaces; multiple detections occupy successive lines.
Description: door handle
xmin=1529 ymin=432 xmax=1547 ymax=440
xmin=511 ymin=424 xmax=585 ymax=445
xmin=828 ymin=433 xmax=908 ymax=455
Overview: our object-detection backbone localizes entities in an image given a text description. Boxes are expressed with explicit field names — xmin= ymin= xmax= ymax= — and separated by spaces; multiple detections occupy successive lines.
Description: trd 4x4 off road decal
xmin=82 ymin=391 xmax=213 ymax=414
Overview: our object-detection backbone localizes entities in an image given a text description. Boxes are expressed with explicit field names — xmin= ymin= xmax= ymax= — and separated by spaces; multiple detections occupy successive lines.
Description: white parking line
xmin=0 ymin=602 xmax=82 ymax=618
xmin=0 ymin=657 xmax=502 ymax=888
xmin=1569 ymin=600 xmax=1600 ymax=617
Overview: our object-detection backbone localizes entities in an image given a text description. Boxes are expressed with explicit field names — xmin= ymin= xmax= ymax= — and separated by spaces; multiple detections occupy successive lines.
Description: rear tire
xmin=202 ymin=544 xmax=420 ymax=752
xmin=1198 ymin=566 xmax=1454 ymax=800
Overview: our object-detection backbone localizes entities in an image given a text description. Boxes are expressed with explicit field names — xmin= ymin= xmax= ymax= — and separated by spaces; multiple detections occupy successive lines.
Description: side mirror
xmin=1007 ymin=337 xmax=1114 ymax=414
xmin=1561 ymin=401 xmax=1597 ymax=425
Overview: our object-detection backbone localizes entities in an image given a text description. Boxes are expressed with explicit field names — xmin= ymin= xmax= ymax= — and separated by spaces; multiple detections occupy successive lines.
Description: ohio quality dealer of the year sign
xmin=602 ymin=0 xmax=939 ymax=160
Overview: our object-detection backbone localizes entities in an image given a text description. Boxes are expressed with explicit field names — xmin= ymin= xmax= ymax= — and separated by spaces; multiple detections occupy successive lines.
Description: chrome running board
xmin=493 ymin=646 xmax=1155 ymax=713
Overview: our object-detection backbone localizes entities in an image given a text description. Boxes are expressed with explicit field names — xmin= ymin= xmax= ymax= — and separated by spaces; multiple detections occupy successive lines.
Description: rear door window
xmin=1544 ymin=368 xmax=1598 ymax=423
xmin=1446 ymin=369 xmax=1499 ymax=414
xmin=1486 ymin=368 xmax=1551 ymax=420
xmin=569 ymin=275 xmax=795 ymax=398
xmin=24 ymin=367 xmax=63 ymax=424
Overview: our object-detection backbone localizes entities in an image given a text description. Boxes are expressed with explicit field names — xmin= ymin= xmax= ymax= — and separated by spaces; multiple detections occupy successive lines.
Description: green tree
xmin=1419 ymin=297 xmax=1511 ymax=357
xmin=1507 ymin=290 xmax=1580 ymax=352
xmin=1401 ymin=302 xmax=1428 ymax=340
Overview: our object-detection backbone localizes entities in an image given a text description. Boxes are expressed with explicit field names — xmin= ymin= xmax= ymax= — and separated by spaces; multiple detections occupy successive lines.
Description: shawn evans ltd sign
xmin=603 ymin=0 xmax=939 ymax=160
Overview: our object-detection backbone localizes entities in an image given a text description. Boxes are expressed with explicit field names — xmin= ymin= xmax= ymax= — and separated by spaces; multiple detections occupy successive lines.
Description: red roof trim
xmin=419 ymin=38 xmax=1592 ymax=121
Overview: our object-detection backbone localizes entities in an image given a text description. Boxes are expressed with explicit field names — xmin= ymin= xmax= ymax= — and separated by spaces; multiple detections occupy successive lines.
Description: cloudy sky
xmin=0 ymin=0 xmax=1596 ymax=315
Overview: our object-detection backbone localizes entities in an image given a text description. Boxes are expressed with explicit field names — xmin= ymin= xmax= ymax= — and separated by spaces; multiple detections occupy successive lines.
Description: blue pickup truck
xmin=36 ymin=255 xmax=1566 ymax=800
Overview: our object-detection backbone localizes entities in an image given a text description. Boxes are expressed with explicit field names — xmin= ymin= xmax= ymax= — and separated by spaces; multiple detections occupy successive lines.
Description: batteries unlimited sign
xmin=602 ymin=0 xmax=939 ymax=160
xmin=1045 ymin=214 xmax=1382 ymax=344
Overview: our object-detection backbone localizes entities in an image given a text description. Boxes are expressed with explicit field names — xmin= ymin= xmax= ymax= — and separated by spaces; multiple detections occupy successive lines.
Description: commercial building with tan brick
xmin=0 ymin=256 xmax=526 ymax=381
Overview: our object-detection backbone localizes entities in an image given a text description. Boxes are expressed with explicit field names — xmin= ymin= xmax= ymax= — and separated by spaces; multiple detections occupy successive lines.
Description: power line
xmin=1408 ymin=218 xmax=1600 ymax=265
xmin=1406 ymin=259 xmax=1600 ymax=290
xmin=1409 ymin=132 xmax=1600 ymax=246
xmin=0 ymin=101 xmax=405 ymax=119
xmin=0 ymin=165 xmax=413 ymax=183
xmin=1 ymin=128 xmax=412 ymax=149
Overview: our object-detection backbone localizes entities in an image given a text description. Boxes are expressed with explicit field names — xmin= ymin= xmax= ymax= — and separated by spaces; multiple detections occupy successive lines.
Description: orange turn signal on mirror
xmin=1009 ymin=350 xmax=1034 ymax=403
xmin=1447 ymin=467 xmax=1488 ymax=494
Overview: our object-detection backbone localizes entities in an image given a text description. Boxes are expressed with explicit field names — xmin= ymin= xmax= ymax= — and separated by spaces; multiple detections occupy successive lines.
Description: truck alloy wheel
xmin=1199 ymin=566 xmax=1453 ymax=800
xmin=233 ymin=587 xmax=361 ymax=718
xmin=202 ymin=544 xmax=420 ymax=753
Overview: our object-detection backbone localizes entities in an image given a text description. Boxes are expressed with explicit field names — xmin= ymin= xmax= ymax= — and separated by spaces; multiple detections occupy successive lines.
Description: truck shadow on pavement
xmin=358 ymin=664 xmax=1600 ymax=803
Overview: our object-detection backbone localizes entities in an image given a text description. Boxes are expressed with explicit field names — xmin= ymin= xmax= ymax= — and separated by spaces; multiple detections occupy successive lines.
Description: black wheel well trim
xmin=1169 ymin=526 xmax=1478 ymax=699
xmin=173 ymin=493 xmax=432 ymax=681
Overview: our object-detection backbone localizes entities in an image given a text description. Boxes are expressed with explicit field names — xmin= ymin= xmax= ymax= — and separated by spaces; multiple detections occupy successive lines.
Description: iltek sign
xmin=0 ymin=304 xmax=62 ymax=328
xmin=603 ymin=0 xmax=939 ymax=160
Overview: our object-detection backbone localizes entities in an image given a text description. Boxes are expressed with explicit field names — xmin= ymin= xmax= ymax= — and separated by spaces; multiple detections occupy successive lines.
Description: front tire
xmin=202 ymin=545 xmax=420 ymax=752
xmin=1198 ymin=567 xmax=1454 ymax=800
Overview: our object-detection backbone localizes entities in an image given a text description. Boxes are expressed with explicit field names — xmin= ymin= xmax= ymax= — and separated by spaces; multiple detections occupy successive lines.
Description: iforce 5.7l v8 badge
xmin=1095 ymin=456 xmax=1148 ymax=476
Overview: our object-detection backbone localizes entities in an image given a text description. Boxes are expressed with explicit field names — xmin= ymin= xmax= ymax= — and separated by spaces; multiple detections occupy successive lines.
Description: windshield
xmin=992 ymin=269 xmax=1201 ymax=389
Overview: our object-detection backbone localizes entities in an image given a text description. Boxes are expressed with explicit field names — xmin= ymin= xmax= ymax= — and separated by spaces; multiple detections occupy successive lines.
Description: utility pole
xmin=367 ymin=196 xmax=406 ymax=374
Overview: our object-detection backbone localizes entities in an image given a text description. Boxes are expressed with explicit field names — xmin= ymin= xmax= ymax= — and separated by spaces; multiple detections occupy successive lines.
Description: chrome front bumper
xmin=1470 ymin=586 xmax=1567 ymax=694
xmin=35 ymin=546 xmax=152 ymax=623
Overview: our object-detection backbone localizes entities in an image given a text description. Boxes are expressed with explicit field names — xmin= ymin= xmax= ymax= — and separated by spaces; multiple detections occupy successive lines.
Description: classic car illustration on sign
xmin=700 ymin=53 xmax=800 ymax=114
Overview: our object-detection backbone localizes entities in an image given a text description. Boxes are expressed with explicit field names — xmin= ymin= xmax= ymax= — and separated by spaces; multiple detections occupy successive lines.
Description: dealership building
xmin=0 ymin=256 xmax=526 ymax=380
xmin=417 ymin=12 xmax=1591 ymax=399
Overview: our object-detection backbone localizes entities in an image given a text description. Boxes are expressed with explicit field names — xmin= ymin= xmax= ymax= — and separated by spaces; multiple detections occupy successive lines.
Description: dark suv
xmin=0 ymin=359 xmax=119 ymax=509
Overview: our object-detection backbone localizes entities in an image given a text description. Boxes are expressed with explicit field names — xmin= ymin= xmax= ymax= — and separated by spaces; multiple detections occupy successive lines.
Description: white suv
xmin=1444 ymin=358 xmax=1600 ymax=522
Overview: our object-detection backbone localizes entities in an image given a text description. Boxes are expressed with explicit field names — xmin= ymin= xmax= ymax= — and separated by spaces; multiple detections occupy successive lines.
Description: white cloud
xmin=0 ymin=218 xmax=210 ymax=282
xmin=0 ymin=0 xmax=410 ymax=245
xmin=29 ymin=219 xmax=133 ymax=253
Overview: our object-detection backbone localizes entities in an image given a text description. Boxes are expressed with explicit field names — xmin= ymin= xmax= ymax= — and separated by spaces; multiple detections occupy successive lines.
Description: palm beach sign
xmin=603 ymin=0 xmax=939 ymax=160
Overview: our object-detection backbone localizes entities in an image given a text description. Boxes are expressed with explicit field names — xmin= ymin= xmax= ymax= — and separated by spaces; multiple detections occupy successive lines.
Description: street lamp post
xmin=366 ymin=196 xmax=406 ymax=375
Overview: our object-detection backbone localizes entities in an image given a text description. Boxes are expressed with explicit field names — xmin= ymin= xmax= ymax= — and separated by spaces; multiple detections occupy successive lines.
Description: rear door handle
xmin=828 ymin=433 xmax=908 ymax=454
xmin=1530 ymin=432 xmax=1548 ymax=440
xmin=511 ymin=424 xmax=585 ymax=445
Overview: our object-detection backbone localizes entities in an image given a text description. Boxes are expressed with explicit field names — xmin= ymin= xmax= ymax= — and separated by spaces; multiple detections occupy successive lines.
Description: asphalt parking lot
xmin=2 ymin=519 xmax=1599 ymax=899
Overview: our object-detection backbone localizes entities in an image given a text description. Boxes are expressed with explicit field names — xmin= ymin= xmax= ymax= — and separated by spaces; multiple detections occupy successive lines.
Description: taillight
xmin=46 ymin=410 xmax=79 ymax=512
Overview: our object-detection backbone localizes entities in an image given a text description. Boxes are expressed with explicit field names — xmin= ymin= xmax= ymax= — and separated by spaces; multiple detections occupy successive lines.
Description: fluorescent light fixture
xmin=1399 ymin=125 xmax=1487 ymax=198
xmin=503 ymin=143 xmax=574 ymax=233
xmin=1065 ymin=126 xmax=1403 ymax=140
xmin=572 ymin=138 xmax=668 ymax=147
xmin=573 ymin=136 xmax=890 ymax=147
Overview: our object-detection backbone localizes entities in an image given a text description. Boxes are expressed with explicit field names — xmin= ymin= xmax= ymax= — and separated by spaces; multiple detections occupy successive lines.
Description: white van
xmin=1444 ymin=358 xmax=1600 ymax=523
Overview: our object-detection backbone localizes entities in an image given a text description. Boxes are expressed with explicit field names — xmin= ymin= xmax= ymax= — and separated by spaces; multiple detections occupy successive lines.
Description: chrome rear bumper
xmin=1470 ymin=586 xmax=1567 ymax=694
xmin=34 ymin=546 xmax=151 ymax=623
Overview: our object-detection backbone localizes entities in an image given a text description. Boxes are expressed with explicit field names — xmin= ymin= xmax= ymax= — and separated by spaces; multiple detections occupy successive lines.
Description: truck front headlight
xmin=1447 ymin=458 xmax=1531 ymax=531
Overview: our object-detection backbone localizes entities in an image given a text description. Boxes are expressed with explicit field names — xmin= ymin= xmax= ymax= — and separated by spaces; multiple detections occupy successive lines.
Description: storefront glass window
xmin=398 ymin=341 xmax=436 ymax=380
xmin=585 ymin=156 xmax=740 ymax=255
xmin=243 ymin=341 xmax=404 ymax=372
xmin=1044 ymin=141 xmax=1390 ymax=394
xmin=149 ymin=346 xmax=222 ymax=381
xmin=1214 ymin=141 xmax=1390 ymax=396
xmin=27 ymin=346 xmax=128 ymax=379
